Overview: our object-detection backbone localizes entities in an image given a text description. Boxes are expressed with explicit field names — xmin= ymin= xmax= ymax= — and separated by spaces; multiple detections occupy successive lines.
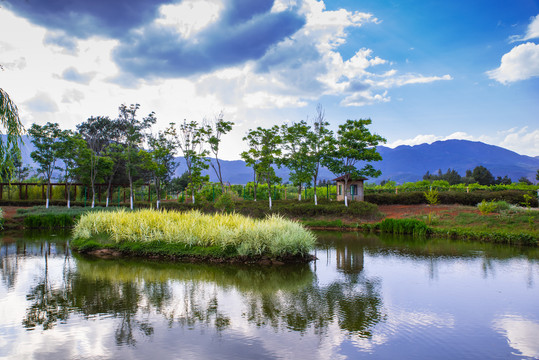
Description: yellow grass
xmin=73 ymin=209 xmax=316 ymax=256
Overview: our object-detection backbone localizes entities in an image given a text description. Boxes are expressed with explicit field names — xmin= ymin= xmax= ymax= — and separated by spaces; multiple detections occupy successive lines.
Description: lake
xmin=1 ymin=230 xmax=538 ymax=359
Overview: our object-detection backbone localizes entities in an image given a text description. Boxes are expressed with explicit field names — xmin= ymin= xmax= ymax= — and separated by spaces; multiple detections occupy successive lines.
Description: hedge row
xmin=365 ymin=190 xmax=538 ymax=206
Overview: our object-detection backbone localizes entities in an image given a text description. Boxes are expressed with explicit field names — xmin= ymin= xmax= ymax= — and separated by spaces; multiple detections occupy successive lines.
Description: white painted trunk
xmin=192 ymin=195 xmax=195 ymax=205
xmin=106 ymin=198 xmax=109 ymax=207
xmin=46 ymin=198 xmax=49 ymax=209
xmin=156 ymin=200 xmax=160 ymax=209
xmin=269 ymin=195 xmax=272 ymax=209
xmin=298 ymin=194 xmax=301 ymax=201
xmin=91 ymin=199 xmax=95 ymax=208
xmin=344 ymin=195 xmax=348 ymax=207
xmin=67 ymin=199 xmax=70 ymax=209
xmin=130 ymin=196 xmax=134 ymax=210
xmin=314 ymin=194 xmax=318 ymax=206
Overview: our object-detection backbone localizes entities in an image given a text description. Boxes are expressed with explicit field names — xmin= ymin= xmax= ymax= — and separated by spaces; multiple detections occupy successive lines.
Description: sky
xmin=1 ymin=0 xmax=538 ymax=160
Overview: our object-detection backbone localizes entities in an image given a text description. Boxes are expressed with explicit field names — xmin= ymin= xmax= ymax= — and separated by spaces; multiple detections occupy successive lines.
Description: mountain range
xmin=8 ymin=136 xmax=539 ymax=184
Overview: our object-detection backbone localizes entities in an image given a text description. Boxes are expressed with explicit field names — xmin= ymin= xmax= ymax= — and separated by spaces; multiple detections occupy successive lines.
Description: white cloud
xmin=510 ymin=14 xmax=539 ymax=42
xmin=487 ymin=42 xmax=539 ymax=83
xmin=493 ymin=315 xmax=539 ymax=358
xmin=155 ymin=0 xmax=223 ymax=39
xmin=499 ymin=127 xmax=539 ymax=156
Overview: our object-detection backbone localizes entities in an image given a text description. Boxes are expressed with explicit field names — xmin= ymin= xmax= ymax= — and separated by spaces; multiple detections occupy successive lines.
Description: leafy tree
xmin=423 ymin=168 xmax=462 ymax=185
xmin=205 ymin=112 xmax=234 ymax=192
xmin=326 ymin=119 xmax=386 ymax=207
xmin=101 ymin=121 xmax=125 ymax=207
xmin=242 ymin=126 xmax=282 ymax=209
xmin=57 ymin=130 xmax=87 ymax=208
xmin=0 ymin=86 xmax=24 ymax=181
xmin=77 ymin=116 xmax=115 ymax=207
xmin=518 ymin=176 xmax=532 ymax=185
xmin=471 ymin=165 xmax=494 ymax=186
xmin=307 ymin=104 xmax=334 ymax=205
xmin=495 ymin=175 xmax=512 ymax=185
xmin=241 ymin=134 xmax=262 ymax=202
xmin=281 ymin=120 xmax=313 ymax=201
xmin=176 ymin=120 xmax=209 ymax=204
xmin=28 ymin=122 xmax=62 ymax=208
xmin=167 ymin=171 xmax=190 ymax=194
xmin=117 ymin=104 xmax=156 ymax=209
xmin=12 ymin=153 xmax=31 ymax=182
xmin=536 ymin=169 xmax=539 ymax=183
xmin=145 ymin=125 xmax=178 ymax=209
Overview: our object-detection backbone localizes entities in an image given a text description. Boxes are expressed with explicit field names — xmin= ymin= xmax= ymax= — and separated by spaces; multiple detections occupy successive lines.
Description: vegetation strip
xmin=71 ymin=209 xmax=316 ymax=262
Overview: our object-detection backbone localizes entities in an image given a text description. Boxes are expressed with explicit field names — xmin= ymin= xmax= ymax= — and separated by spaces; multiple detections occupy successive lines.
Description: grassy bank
xmin=71 ymin=209 xmax=316 ymax=262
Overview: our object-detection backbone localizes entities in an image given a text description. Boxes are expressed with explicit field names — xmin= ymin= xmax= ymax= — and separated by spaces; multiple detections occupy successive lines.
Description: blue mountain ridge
xmin=8 ymin=136 xmax=539 ymax=184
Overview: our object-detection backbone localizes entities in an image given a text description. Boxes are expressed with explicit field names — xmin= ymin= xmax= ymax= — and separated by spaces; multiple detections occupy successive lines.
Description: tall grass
xmin=73 ymin=209 xmax=316 ymax=257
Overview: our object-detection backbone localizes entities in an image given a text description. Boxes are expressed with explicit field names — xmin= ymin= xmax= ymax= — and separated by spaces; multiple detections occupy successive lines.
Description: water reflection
xmin=1 ymin=230 xmax=538 ymax=359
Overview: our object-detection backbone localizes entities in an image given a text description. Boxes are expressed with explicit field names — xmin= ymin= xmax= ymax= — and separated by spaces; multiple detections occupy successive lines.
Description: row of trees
xmin=23 ymin=104 xmax=234 ymax=209
xmin=241 ymin=105 xmax=386 ymax=208
xmin=423 ymin=166 xmax=536 ymax=186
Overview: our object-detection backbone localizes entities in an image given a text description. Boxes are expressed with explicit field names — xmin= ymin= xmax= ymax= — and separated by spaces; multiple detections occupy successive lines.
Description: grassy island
xmin=71 ymin=209 xmax=316 ymax=263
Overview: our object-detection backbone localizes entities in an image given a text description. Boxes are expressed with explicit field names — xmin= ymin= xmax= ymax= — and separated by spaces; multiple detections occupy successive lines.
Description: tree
xmin=281 ymin=120 xmax=313 ymax=201
xmin=307 ymin=104 xmax=333 ymax=205
xmin=57 ymin=130 xmax=87 ymax=208
xmin=12 ymin=153 xmax=31 ymax=182
xmin=146 ymin=125 xmax=178 ymax=209
xmin=536 ymin=169 xmax=539 ymax=183
xmin=242 ymin=126 xmax=282 ymax=209
xmin=117 ymin=104 xmax=156 ymax=209
xmin=205 ymin=112 xmax=234 ymax=192
xmin=77 ymin=116 xmax=115 ymax=208
xmin=471 ymin=166 xmax=494 ymax=186
xmin=100 ymin=120 xmax=125 ymax=207
xmin=326 ymin=119 xmax=386 ymax=207
xmin=0 ymin=86 xmax=25 ymax=181
xmin=518 ymin=176 xmax=532 ymax=185
xmin=176 ymin=120 xmax=209 ymax=204
xmin=167 ymin=171 xmax=190 ymax=194
xmin=28 ymin=122 xmax=62 ymax=208
xmin=495 ymin=175 xmax=512 ymax=185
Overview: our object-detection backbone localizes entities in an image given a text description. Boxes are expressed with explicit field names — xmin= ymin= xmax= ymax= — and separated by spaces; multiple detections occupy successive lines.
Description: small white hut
xmin=333 ymin=175 xmax=367 ymax=202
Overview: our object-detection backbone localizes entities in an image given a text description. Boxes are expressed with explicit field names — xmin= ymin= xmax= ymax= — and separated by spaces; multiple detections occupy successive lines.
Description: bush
xmin=477 ymin=200 xmax=497 ymax=215
xmin=24 ymin=214 xmax=76 ymax=228
xmin=0 ymin=208 xmax=4 ymax=229
xmin=215 ymin=192 xmax=235 ymax=213
xmin=376 ymin=218 xmax=430 ymax=237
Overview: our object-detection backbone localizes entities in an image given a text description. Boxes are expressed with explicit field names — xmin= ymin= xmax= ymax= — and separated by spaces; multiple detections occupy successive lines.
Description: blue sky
xmin=1 ymin=0 xmax=538 ymax=158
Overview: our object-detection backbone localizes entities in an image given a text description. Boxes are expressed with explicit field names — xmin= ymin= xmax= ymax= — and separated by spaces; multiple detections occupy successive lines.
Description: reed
xmin=73 ymin=209 xmax=316 ymax=257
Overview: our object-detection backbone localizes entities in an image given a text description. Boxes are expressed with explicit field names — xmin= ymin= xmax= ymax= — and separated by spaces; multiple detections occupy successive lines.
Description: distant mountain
xmin=375 ymin=140 xmax=539 ymax=184
xmin=6 ymin=136 xmax=539 ymax=184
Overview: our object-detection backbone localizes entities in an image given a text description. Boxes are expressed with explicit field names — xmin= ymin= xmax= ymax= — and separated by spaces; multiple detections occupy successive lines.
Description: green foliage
xmin=0 ymin=87 xmax=24 ymax=182
xmin=376 ymin=218 xmax=430 ymax=237
xmin=522 ymin=194 xmax=533 ymax=208
xmin=326 ymin=119 xmax=386 ymax=186
xmin=215 ymin=192 xmax=235 ymax=213
xmin=24 ymin=213 xmax=76 ymax=228
xmin=0 ymin=208 xmax=4 ymax=229
xmin=424 ymin=189 xmax=439 ymax=205
xmin=477 ymin=200 xmax=497 ymax=215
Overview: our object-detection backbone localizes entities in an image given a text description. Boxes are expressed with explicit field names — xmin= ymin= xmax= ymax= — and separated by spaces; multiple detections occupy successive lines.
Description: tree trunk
xmin=267 ymin=181 xmax=272 ymax=209
xmin=298 ymin=184 xmax=302 ymax=201
xmin=46 ymin=179 xmax=51 ymax=209
xmin=344 ymin=177 xmax=349 ymax=207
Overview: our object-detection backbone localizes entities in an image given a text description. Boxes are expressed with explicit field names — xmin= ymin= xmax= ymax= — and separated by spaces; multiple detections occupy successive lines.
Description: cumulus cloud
xmin=510 ymin=14 xmax=539 ymax=42
xmin=23 ymin=92 xmax=59 ymax=113
xmin=487 ymin=42 xmax=539 ymax=83
xmin=59 ymin=67 xmax=96 ymax=84
xmin=499 ymin=127 xmax=539 ymax=156
xmin=43 ymin=31 xmax=78 ymax=54
xmin=112 ymin=0 xmax=305 ymax=78
xmin=61 ymin=89 xmax=85 ymax=103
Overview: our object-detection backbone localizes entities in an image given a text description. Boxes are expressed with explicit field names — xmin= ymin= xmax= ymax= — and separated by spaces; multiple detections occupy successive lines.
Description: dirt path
xmin=1 ymin=206 xmax=22 ymax=220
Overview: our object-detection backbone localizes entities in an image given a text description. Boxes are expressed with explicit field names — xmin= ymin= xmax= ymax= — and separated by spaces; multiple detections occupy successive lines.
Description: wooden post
xmin=25 ymin=184 xmax=28 ymax=200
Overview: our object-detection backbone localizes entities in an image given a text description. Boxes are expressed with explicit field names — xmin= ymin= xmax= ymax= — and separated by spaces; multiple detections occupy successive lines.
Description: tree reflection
xmin=20 ymin=252 xmax=384 ymax=343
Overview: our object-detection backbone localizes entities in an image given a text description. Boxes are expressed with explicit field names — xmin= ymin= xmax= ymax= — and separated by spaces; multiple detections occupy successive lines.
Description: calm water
xmin=1 ymin=230 xmax=538 ymax=360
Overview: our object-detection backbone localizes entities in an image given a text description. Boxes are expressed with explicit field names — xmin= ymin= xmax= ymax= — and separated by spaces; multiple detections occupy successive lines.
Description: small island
xmin=71 ymin=209 xmax=317 ymax=264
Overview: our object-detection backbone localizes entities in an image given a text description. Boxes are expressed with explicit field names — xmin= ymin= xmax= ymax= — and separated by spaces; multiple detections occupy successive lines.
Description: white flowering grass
xmin=73 ymin=209 xmax=316 ymax=257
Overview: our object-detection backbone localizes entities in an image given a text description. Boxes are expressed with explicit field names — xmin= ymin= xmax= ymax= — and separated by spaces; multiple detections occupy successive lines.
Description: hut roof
xmin=332 ymin=175 xmax=368 ymax=181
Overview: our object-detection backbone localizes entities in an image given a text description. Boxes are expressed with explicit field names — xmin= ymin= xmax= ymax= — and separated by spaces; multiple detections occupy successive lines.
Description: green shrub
xmin=477 ymin=200 xmax=498 ymax=215
xmin=424 ymin=189 xmax=439 ymax=205
xmin=0 ymin=208 xmax=4 ymax=229
xmin=24 ymin=214 xmax=76 ymax=228
xmin=215 ymin=192 xmax=235 ymax=213
xmin=376 ymin=218 xmax=430 ymax=237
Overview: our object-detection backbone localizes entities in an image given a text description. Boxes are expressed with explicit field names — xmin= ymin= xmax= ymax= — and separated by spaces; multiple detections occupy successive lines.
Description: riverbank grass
xmin=72 ymin=209 xmax=316 ymax=260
